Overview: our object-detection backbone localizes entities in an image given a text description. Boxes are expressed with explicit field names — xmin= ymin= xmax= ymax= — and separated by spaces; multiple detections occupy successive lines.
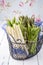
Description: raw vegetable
xmin=7 ymin=16 xmax=41 ymax=54
xmin=19 ymin=16 xmax=40 ymax=42
xmin=19 ymin=16 xmax=40 ymax=54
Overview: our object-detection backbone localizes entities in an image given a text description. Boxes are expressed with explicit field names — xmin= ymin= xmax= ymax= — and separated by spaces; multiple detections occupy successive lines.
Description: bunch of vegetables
xmin=19 ymin=16 xmax=41 ymax=54
xmin=7 ymin=16 xmax=40 ymax=54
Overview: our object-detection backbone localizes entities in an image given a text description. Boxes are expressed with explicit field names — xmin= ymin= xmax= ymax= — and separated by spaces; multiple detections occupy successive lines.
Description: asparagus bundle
xmin=13 ymin=24 xmax=25 ymax=43
xmin=6 ymin=26 xmax=17 ymax=42
xmin=6 ymin=18 xmax=25 ymax=43
xmin=6 ymin=16 xmax=41 ymax=54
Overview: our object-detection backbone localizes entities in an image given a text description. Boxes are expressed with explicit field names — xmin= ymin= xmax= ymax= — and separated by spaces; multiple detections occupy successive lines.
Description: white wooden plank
xmin=9 ymin=56 xmax=23 ymax=65
xmin=0 ymin=33 xmax=10 ymax=56
xmin=0 ymin=28 xmax=5 ymax=43
xmin=37 ymin=45 xmax=43 ymax=65
xmin=24 ymin=55 xmax=38 ymax=65
xmin=0 ymin=32 xmax=10 ymax=65
xmin=0 ymin=55 xmax=10 ymax=65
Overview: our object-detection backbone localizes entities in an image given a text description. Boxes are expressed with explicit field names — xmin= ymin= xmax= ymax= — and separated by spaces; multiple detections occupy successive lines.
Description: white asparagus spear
xmin=13 ymin=24 xmax=19 ymax=40
xmin=13 ymin=24 xmax=25 ymax=43
xmin=6 ymin=26 xmax=17 ymax=41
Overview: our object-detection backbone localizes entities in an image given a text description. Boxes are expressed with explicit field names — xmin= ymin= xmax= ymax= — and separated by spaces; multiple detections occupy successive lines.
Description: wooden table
xmin=0 ymin=27 xmax=43 ymax=65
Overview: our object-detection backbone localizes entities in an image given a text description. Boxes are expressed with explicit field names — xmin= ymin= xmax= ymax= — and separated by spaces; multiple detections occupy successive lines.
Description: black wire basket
xmin=2 ymin=22 xmax=43 ymax=60
xmin=6 ymin=32 xmax=43 ymax=60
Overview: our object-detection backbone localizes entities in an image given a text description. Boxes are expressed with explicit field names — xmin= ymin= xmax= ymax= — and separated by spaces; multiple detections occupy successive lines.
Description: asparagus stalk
xmin=6 ymin=26 xmax=18 ymax=41
xmin=13 ymin=24 xmax=25 ymax=43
